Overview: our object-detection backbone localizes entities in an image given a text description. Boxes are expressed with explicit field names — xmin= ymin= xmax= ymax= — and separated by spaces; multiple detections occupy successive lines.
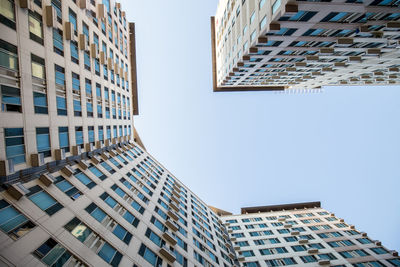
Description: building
xmin=211 ymin=0 xmax=400 ymax=92
xmin=219 ymin=202 xmax=400 ymax=267
xmin=0 ymin=0 xmax=138 ymax=177
xmin=0 ymin=0 xmax=399 ymax=266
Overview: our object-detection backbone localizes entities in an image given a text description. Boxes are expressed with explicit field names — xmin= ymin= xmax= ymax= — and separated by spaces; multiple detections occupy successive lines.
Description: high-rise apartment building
xmin=218 ymin=202 xmax=400 ymax=267
xmin=211 ymin=0 xmax=400 ymax=92
xmin=0 ymin=1 xmax=399 ymax=266
xmin=0 ymin=0 xmax=138 ymax=177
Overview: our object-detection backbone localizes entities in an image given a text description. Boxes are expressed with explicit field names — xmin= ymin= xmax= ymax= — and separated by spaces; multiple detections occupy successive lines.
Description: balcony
xmin=167 ymin=209 xmax=179 ymax=221
xmin=169 ymin=201 xmax=179 ymax=212
xmin=165 ymin=219 xmax=179 ymax=232
xmin=318 ymin=259 xmax=330 ymax=266
xmin=159 ymin=246 xmax=176 ymax=263
xmin=162 ymin=231 xmax=177 ymax=246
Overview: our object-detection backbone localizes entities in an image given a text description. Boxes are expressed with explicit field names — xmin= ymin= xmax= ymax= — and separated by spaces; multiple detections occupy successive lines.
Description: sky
xmin=122 ymin=0 xmax=400 ymax=250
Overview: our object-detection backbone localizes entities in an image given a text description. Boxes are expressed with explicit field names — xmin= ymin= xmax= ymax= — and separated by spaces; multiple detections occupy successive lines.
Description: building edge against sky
xmin=0 ymin=0 xmax=399 ymax=267
xmin=211 ymin=0 xmax=400 ymax=92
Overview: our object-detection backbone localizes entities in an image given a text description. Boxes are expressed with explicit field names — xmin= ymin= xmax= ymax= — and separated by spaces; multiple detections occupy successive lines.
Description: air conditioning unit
xmin=0 ymin=159 xmax=14 ymax=176
xmin=45 ymin=5 xmax=57 ymax=27
xmin=39 ymin=173 xmax=56 ymax=187
xmin=19 ymin=0 xmax=33 ymax=9
xmin=72 ymin=145 xmax=82 ymax=156
xmin=79 ymin=0 xmax=90 ymax=9
xmin=61 ymin=165 xmax=74 ymax=177
xmin=114 ymin=63 xmax=119 ymax=74
xmin=64 ymin=22 xmax=75 ymax=41
xmin=99 ymin=51 xmax=106 ymax=64
xmin=78 ymin=34 xmax=87 ymax=50
xmin=78 ymin=160 xmax=89 ymax=170
xmin=107 ymin=58 xmax=113 ymax=70
xmin=97 ymin=4 xmax=105 ymax=19
xmin=55 ymin=148 xmax=66 ymax=160
xmin=31 ymin=153 xmax=45 ymax=167
xmin=124 ymin=71 xmax=128 ymax=80
xmin=6 ymin=182 xmax=29 ymax=200
xmin=85 ymin=143 xmax=94 ymax=152
xmin=90 ymin=43 xmax=98 ymax=58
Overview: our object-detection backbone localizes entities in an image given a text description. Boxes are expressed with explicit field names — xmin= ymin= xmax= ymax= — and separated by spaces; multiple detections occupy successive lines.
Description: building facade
xmin=0 ymin=0 xmax=138 ymax=177
xmin=220 ymin=202 xmax=400 ymax=267
xmin=211 ymin=0 xmax=400 ymax=92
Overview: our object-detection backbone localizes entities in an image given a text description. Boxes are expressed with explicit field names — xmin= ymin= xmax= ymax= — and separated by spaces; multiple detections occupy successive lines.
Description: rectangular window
xmin=1 ymin=85 xmax=21 ymax=112
xmin=53 ymin=28 xmax=64 ymax=56
xmin=84 ymin=51 xmax=90 ymax=70
xmin=85 ymin=203 xmax=132 ymax=244
xmin=87 ymin=101 xmax=93 ymax=117
xmin=74 ymin=169 xmax=96 ymax=189
xmin=64 ymin=217 xmax=122 ymax=266
xmin=97 ymin=104 xmax=103 ymax=118
xmin=106 ymin=126 xmax=111 ymax=139
xmin=100 ymin=161 xmax=116 ymax=174
xmin=54 ymin=175 xmax=81 ymax=200
xmin=98 ymin=126 xmax=104 ymax=141
xmin=0 ymin=0 xmax=16 ymax=29
xmin=75 ymin=127 xmax=83 ymax=147
xmin=32 ymin=238 xmax=85 ymax=266
xmin=0 ymin=39 xmax=18 ymax=71
xmin=27 ymin=185 xmax=63 ymax=215
xmin=68 ymin=9 xmax=77 ymax=35
xmin=31 ymin=54 xmax=46 ymax=80
xmin=250 ymin=11 xmax=256 ymax=24
xmin=56 ymin=96 xmax=67 ymax=116
xmin=36 ymin=127 xmax=51 ymax=157
xmin=58 ymin=127 xmax=69 ymax=153
xmin=89 ymin=164 xmax=106 ymax=180
xmin=88 ymin=126 xmax=95 ymax=143
xmin=33 ymin=91 xmax=48 ymax=114
xmin=73 ymin=99 xmax=81 ymax=117
xmin=272 ymin=0 xmax=282 ymax=14
xmin=70 ymin=41 xmax=79 ymax=64
xmin=0 ymin=199 xmax=35 ymax=240
xmin=51 ymin=0 xmax=62 ymax=23
xmin=138 ymin=243 xmax=163 ymax=266
xmin=55 ymin=64 xmax=65 ymax=87
xmin=4 ymin=127 xmax=25 ymax=164
xmin=28 ymin=11 xmax=43 ymax=44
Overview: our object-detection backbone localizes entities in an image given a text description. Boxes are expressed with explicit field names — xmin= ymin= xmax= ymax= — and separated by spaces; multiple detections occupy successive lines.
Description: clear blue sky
xmin=123 ymin=0 xmax=400 ymax=250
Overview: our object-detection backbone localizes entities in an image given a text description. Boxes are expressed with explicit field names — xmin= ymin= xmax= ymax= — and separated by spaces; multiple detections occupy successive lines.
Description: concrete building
xmin=0 ymin=0 xmax=138 ymax=176
xmin=211 ymin=0 xmax=400 ymax=92
xmin=0 ymin=0 xmax=399 ymax=267
xmin=219 ymin=202 xmax=400 ymax=267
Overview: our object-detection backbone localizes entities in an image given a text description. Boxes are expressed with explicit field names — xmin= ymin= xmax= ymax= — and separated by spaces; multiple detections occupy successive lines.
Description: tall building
xmin=211 ymin=0 xmax=400 ymax=92
xmin=218 ymin=202 xmax=400 ymax=267
xmin=0 ymin=0 xmax=138 ymax=177
xmin=0 ymin=1 xmax=399 ymax=267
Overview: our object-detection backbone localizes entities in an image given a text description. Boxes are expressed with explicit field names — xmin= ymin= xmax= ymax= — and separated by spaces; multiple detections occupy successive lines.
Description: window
xmin=33 ymin=91 xmax=48 ymax=114
xmin=0 ymin=199 xmax=35 ymax=240
xmin=0 ymin=39 xmax=18 ymax=71
xmin=138 ymin=244 xmax=163 ymax=267
xmin=0 ymin=0 xmax=16 ymax=29
xmin=75 ymin=127 xmax=83 ymax=147
xmin=100 ymin=161 xmax=115 ymax=174
xmin=145 ymin=228 xmax=164 ymax=247
xmin=259 ymin=0 xmax=266 ymax=8
xmin=301 ymin=255 xmax=317 ymax=263
xmin=89 ymin=164 xmax=106 ymax=180
xmin=28 ymin=11 xmax=43 ymax=44
xmin=4 ymin=128 xmax=25 ymax=164
xmin=260 ymin=247 xmax=288 ymax=255
xmin=87 ymin=101 xmax=93 ymax=117
xmin=74 ymin=169 xmax=96 ymax=189
xmin=54 ymin=175 xmax=81 ymax=200
xmin=272 ymin=0 xmax=281 ymax=14
xmin=56 ymin=96 xmax=67 ymax=116
xmin=250 ymin=11 xmax=256 ymax=24
xmin=64 ymin=217 xmax=122 ymax=266
xmin=73 ymin=98 xmax=82 ymax=116
xmin=244 ymin=262 xmax=260 ymax=267
xmin=85 ymin=203 xmax=132 ymax=244
xmin=265 ymin=257 xmax=297 ymax=266
xmin=36 ymin=127 xmax=51 ymax=157
xmin=371 ymin=247 xmax=388 ymax=255
xmin=58 ymin=127 xmax=69 ymax=153
xmin=68 ymin=9 xmax=77 ymax=35
xmin=55 ymin=64 xmax=65 ymax=87
xmin=70 ymin=41 xmax=79 ymax=64
xmin=32 ymin=238 xmax=85 ymax=266
xmin=1 ymin=85 xmax=21 ymax=112
xmin=84 ymin=51 xmax=91 ymax=70
xmin=98 ymin=126 xmax=104 ymax=141
xmin=27 ymin=185 xmax=63 ymax=215
xmin=51 ymin=0 xmax=62 ymax=23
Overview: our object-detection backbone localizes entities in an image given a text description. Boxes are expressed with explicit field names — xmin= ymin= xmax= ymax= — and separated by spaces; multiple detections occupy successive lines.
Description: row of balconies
xmin=0 ymin=136 xmax=133 ymax=176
